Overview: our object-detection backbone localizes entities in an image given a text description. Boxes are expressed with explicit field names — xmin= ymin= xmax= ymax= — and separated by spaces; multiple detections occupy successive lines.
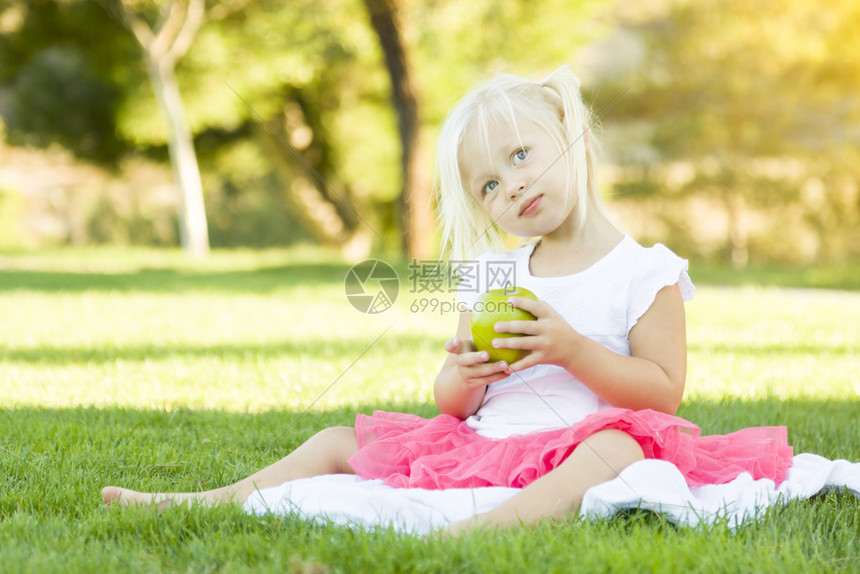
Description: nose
xmin=507 ymin=180 xmax=526 ymax=201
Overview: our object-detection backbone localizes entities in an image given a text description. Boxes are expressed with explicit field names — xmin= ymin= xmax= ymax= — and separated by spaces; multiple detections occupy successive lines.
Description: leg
xmin=102 ymin=426 xmax=358 ymax=508
xmin=442 ymin=429 xmax=644 ymax=536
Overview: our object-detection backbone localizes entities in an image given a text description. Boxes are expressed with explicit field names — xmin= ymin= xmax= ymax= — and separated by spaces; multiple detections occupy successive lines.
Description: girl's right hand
xmin=444 ymin=336 xmax=513 ymax=388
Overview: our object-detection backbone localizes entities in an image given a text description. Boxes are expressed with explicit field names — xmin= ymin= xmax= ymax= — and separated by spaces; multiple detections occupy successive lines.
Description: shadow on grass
xmin=0 ymin=401 xmax=437 ymax=511
xmin=0 ymin=256 xmax=434 ymax=298
xmin=2 ymin=396 xmax=856 ymax=485
xmin=0 ymin=262 xmax=357 ymax=293
xmin=2 ymin=337 xmax=850 ymax=366
xmin=676 ymin=396 xmax=860 ymax=458
xmin=1 ymin=397 xmax=857 ymax=533
xmin=3 ymin=253 xmax=858 ymax=295
xmin=0 ymin=333 xmax=442 ymax=365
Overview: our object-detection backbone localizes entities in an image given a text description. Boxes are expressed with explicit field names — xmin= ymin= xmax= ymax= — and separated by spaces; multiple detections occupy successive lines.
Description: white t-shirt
xmin=456 ymin=235 xmax=695 ymax=439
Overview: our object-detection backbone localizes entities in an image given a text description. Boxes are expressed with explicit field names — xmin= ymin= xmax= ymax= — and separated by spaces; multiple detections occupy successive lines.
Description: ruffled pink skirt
xmin=347 ymin=408 xmax=793 ymax=490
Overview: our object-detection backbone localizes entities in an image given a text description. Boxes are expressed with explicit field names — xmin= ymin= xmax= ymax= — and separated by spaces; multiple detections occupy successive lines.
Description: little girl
xmin=102 ymin=67 xmax=793 ymax=534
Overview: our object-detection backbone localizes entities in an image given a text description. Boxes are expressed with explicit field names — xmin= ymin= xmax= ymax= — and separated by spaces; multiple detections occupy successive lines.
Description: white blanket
xmin=243 ymin=453 xmax=859 ymax=535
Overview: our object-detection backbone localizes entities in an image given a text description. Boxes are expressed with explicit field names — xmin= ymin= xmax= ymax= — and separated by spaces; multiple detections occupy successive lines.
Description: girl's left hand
xmin=491 ymin=296 xmax=580 ymax=373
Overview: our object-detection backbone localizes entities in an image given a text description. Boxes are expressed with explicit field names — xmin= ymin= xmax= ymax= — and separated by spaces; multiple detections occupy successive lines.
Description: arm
xmin=494 ymin=284 xmax=687 ymax=414
xmin=433 ymin=310 xmax=512 ymax=420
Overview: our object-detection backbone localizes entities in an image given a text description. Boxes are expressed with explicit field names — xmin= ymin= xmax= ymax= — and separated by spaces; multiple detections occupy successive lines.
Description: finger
xmin=446 ymin=337 xmax=478 ymax=355
xmin=444 ymin=337 xmax=461 ymax=354
xmin=462 ymin=373 xmax=503 ymax=389
xmin=469 ymin=363 xmax=513 ymax=385
xmin=461 ymin=338 xmax=477 ymax=353
xmin=493 ymin=320 xmax=541 ymax=335
xmin=507 ymin=354 xmax=537 ymax=373
xmin=474 ymin=371 xmax=512 ymax=386
xmin=458 ymin=350 xmax=492 ymax=366
xmin=463 ymin=358 xmax=511 ymax=379
xmin=491 ymin=335 xmax=537 ymax=351
xmin=507 ymin=296 xmax=544 ymax=316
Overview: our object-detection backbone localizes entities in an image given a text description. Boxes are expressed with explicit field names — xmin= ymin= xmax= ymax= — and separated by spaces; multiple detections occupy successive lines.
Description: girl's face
xmin=458 ymin=117 xmax=577 ymax=240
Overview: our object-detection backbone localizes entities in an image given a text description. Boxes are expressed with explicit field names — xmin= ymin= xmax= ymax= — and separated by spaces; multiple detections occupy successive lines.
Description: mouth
xmin=518 ymin=195 xmax=542 ymax=216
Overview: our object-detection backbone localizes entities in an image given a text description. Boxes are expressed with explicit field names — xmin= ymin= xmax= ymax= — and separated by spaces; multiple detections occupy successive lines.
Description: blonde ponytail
xmin=538 ymin=66 xmax=602 ymax=230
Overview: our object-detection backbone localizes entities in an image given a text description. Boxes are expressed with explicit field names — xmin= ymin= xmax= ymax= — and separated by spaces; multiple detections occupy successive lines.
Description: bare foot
xmin=438 ymin=516 xmax=481 ymax=538
xmin=101 ymin=486 xmax=175 ymax=512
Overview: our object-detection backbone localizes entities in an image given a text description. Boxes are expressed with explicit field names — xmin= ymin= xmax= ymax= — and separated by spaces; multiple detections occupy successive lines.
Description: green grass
xmin=691 ymin=261 xmax=860 ymax=292
xmin=1 ymin=246 xmax=858 ymax=573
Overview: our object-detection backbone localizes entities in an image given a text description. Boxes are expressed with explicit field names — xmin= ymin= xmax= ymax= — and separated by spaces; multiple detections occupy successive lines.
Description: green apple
xmin=469 ymin=286 xmax=539 ymax=364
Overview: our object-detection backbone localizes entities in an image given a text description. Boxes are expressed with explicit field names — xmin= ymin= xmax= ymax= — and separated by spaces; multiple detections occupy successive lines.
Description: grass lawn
xmin=0 ymin=246 xmax=858 ymax=573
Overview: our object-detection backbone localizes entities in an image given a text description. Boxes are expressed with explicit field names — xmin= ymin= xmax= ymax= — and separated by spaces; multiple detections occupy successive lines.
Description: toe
xmin=101 ymin=486 xmax=123 ymax=506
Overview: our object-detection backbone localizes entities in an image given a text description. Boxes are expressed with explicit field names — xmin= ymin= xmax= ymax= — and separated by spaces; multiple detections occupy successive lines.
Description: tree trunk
xmin=147 ymin=56 xmax=209 ymax=257
xmin=103 ymin=0 xmax=210 ymax=258
xmin=722 ymin=187 xmax=748 ymax=269
xmin=363 ymin=0 xmax=433 ymax=259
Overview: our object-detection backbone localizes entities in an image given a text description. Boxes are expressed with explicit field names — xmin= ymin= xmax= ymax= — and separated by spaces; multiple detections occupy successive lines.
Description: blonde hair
xmin=434 ymin=66 xmax=609 ymax=261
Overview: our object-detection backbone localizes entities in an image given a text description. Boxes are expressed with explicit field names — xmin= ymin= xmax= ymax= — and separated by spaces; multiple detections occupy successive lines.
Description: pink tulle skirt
xmin=346 ymin=408 xmax=793 ymax=490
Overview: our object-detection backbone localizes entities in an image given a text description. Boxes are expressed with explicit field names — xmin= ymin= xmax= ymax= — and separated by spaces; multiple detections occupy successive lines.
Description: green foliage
xmin=9 ymin=47 xmax=119 ymax=158
xmin=0 ymin=0 xmax=133 ymax=160
xmin=0 ymin=0 xmax=612 ymax=252
xmin=1 ymin=0 xmax=858 ymax=261
xmin=594 ymin=0 xmax=860 ymax=265
xmin=409 ymin=0 xmax=608 ymax=122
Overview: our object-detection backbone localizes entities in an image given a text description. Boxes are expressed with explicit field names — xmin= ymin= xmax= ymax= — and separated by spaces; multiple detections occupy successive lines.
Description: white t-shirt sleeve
xmin=626 ymin=243 xmax=695 ymax=335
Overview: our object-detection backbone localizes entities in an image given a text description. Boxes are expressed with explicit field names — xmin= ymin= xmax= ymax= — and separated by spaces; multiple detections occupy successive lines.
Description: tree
xmin=1 ymin=0 xmax=611 ymax=257
xmin=100 ymin=0 xmax=209 ymax=257
xmin=0 ymin=0 xmax=128 ymax=161
xmin=591 ymin=0 xmax=860 ymax=265
xmin=363 ymin=0 xmax=432 ymax=259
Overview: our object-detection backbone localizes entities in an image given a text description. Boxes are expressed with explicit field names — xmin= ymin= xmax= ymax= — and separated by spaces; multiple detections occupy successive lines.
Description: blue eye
xmin=512 ymin=149 xmax=528 ymax=165
xmin=483 ymin=180 xmax=499 ymax=195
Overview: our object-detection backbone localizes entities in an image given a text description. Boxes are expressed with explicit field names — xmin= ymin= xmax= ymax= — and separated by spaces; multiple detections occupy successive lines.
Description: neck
xmin=536 ymin=210 xmax=622 ymax=258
